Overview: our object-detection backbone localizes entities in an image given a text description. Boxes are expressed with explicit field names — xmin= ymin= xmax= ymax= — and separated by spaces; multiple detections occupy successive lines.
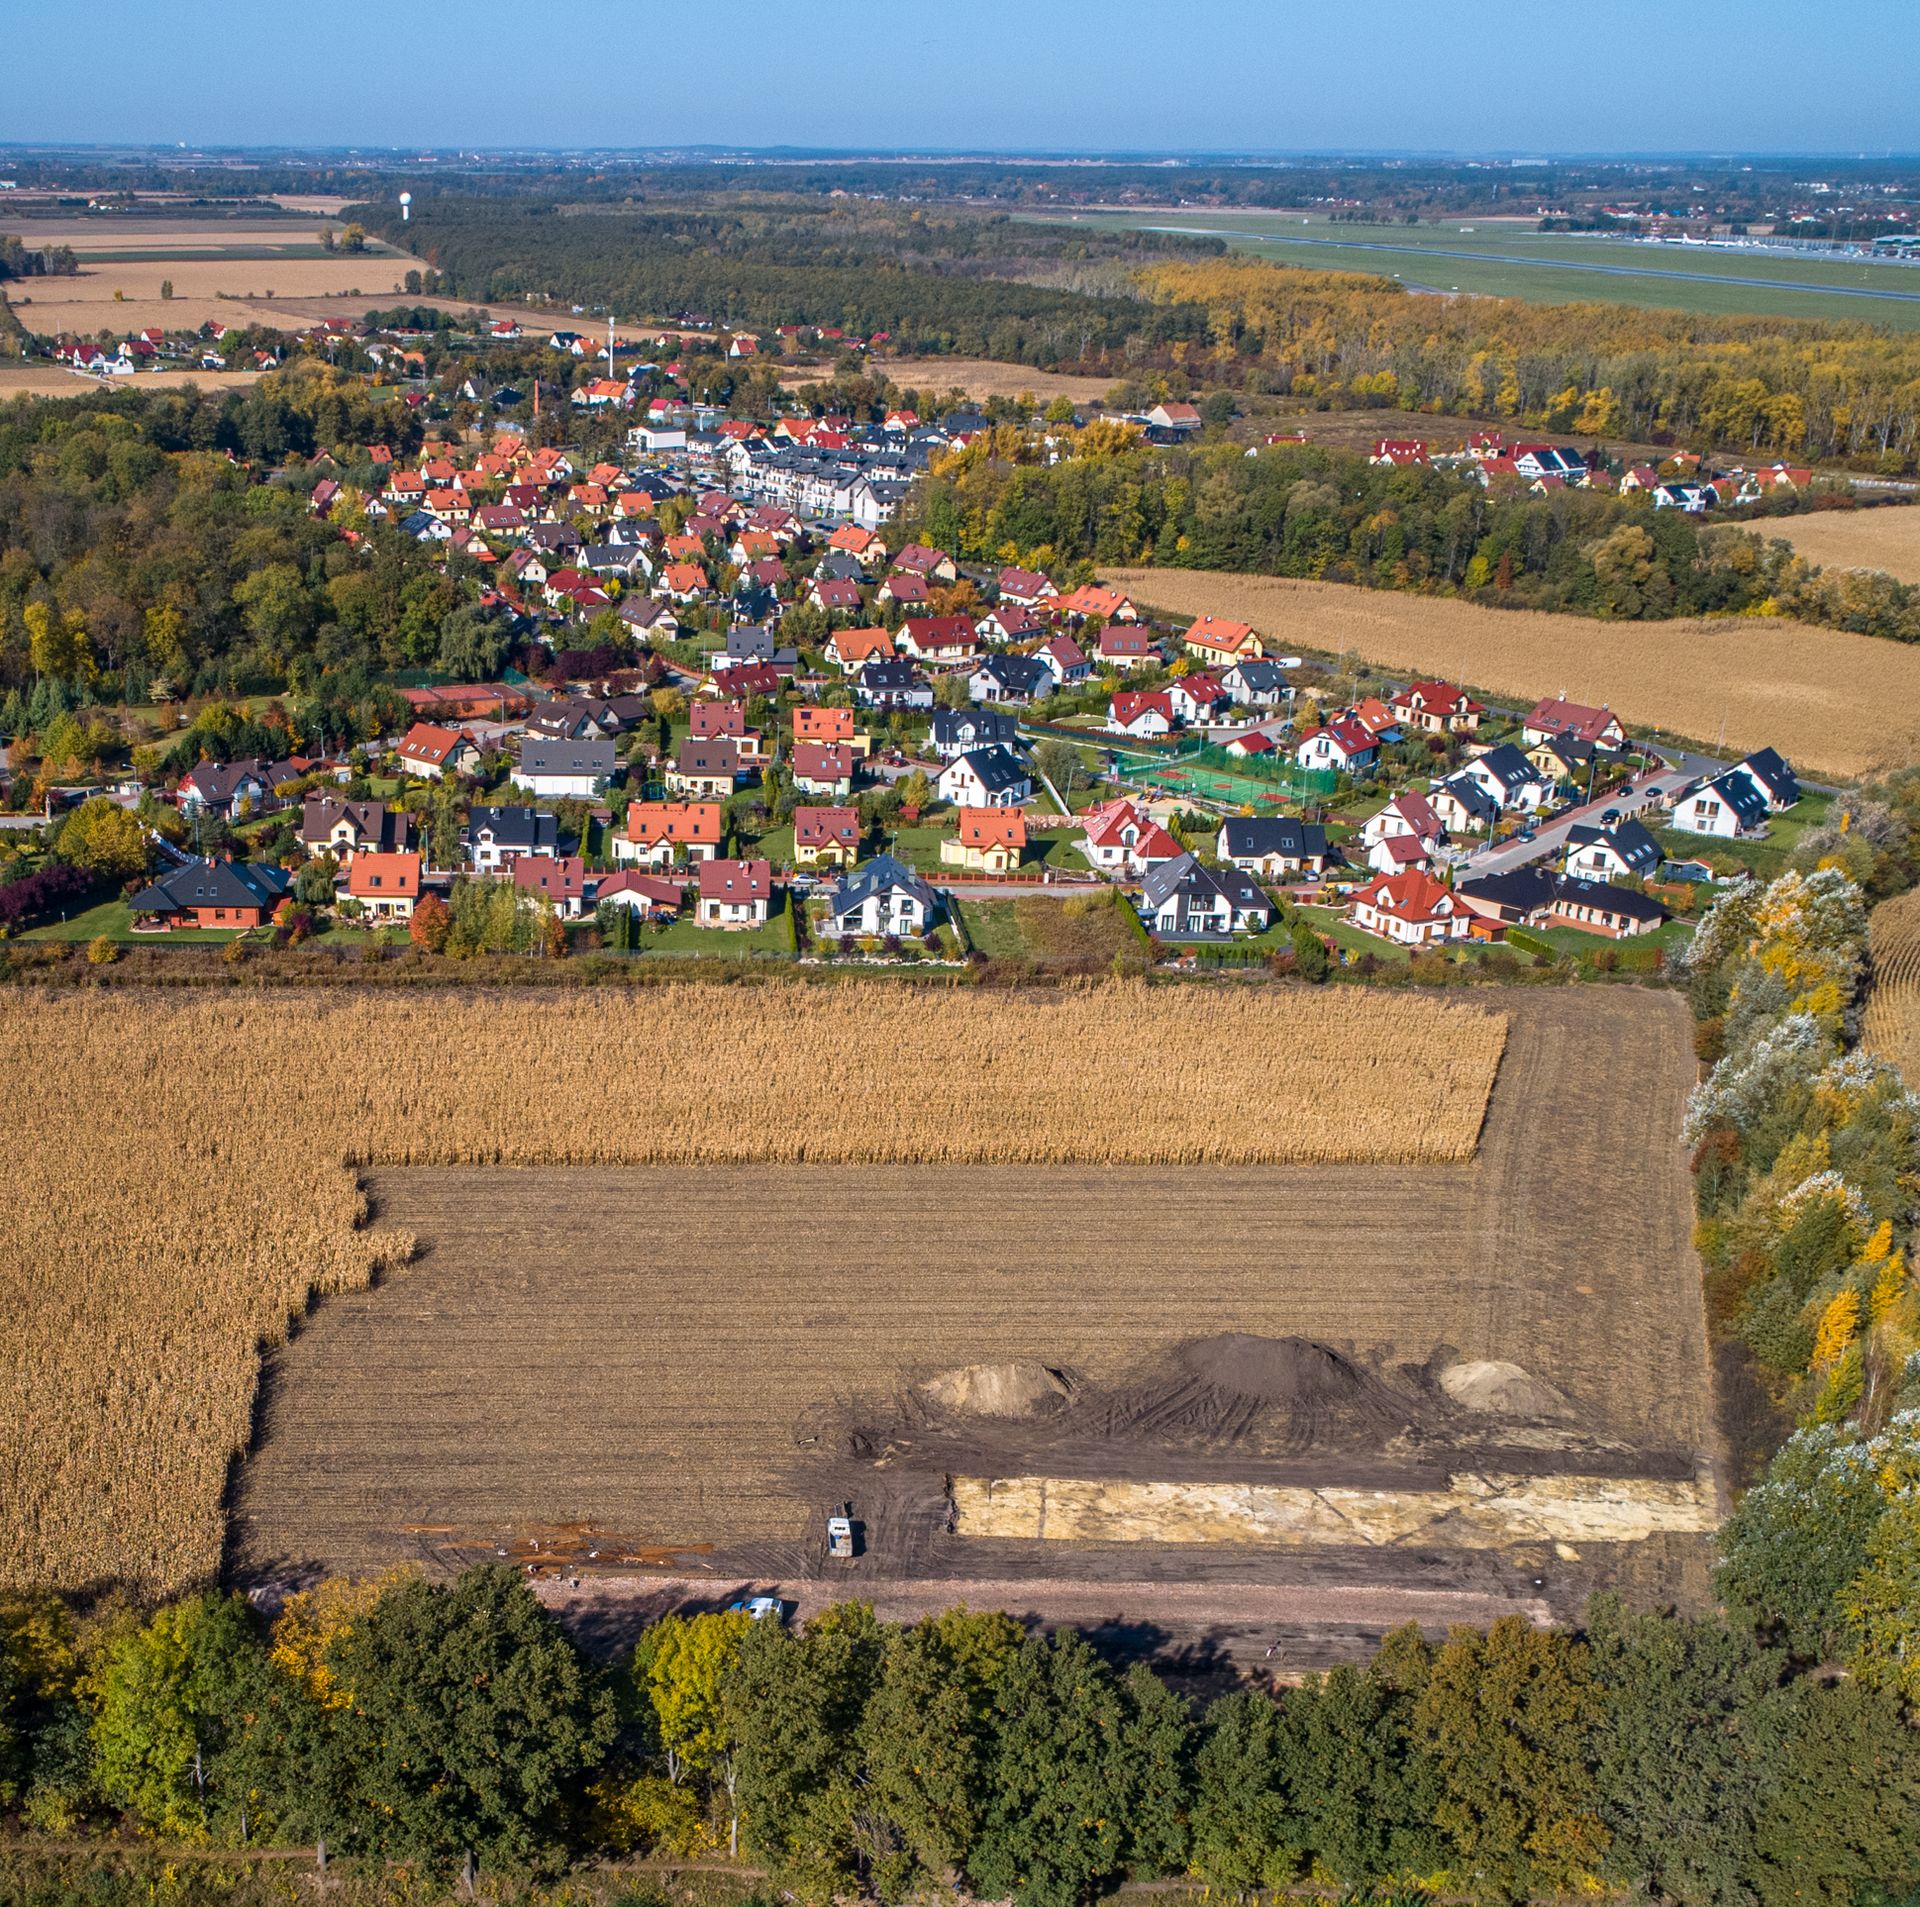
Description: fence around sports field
xmin=1119 ymin=741 xmax=1338 ymax=809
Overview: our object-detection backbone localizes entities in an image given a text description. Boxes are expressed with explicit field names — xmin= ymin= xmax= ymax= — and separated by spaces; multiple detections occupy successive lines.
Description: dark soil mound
xmin=1083 ymin=1335 xmax=1419 ymax=1454
xmin=1174 ymin=1334 xmax=1374 ymax=1407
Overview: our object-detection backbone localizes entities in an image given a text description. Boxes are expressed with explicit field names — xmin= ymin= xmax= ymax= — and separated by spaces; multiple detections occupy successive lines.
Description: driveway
xmin=1460 ymin=766 xmax=1695 ymax=876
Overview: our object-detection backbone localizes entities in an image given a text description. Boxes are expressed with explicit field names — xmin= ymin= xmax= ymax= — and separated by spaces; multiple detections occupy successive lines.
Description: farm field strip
xmin=1101 ymin=566 xmax=1920 ymax=779
xmin=1025 ymin=210 xmax=1920 ymax=327
xmin=1865 ymin=888 xmax=1920 ymax=1079
xmin=0 ymin=982 xmax=1504 ymax=1597
xmin=1765 ymin=506 xmax=1920 ymax=585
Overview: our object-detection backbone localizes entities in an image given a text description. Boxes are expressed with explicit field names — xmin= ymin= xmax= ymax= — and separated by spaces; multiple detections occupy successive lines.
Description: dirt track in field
xmin=230 ymin=988 xmax=1716 ymax=1661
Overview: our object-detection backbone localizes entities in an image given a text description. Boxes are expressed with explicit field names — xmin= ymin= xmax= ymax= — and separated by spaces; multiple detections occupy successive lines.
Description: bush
xmin=84 ymin=935 xmax=118 ymax=966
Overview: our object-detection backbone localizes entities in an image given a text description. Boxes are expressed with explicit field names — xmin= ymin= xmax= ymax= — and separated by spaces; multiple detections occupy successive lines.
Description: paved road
xmin=1460 ymin=767 xmax=1695 ymax=877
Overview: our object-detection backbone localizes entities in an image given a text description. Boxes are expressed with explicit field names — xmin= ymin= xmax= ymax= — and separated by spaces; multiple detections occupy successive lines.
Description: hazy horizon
xmin=12 ymin=0 xmax=1917 ymax=157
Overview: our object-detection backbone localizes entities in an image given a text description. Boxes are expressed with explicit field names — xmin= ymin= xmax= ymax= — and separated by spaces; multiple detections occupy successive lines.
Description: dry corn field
xmin=1103 ymin=567 xmax=1920 ymax=779
xmin=1865 ymin=888 xmax=1920 ymax=1079
xmin=1767 ymin=506 xmax=1920 ymax=586
xmin=0 ymin=982 xmax=1505 ymax=1598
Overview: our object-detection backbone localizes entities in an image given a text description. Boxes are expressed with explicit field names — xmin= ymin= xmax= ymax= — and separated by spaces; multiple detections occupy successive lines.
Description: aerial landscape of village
xmin=6 ymin=6 xmax=1920 ymax=1904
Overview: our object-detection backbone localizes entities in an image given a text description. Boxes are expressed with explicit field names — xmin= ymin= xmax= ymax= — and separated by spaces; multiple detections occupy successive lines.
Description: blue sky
xmin=11 ymin=0 xmax=1917 ymax=155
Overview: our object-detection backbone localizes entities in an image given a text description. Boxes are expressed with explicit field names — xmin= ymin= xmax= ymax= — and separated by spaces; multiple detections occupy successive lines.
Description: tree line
xmin=909 ymin=428 xmax=1920 ymax=641
xmin=360 ymin=200 xmax=1218 ymax=370
xmin=2 ymin=1565 xmax=1915 ymax=1907
xmin=1137 ymin=259 xmax=1920 ymax=473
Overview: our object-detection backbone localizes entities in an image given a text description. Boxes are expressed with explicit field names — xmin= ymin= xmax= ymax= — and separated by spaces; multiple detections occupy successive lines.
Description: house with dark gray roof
xmin=1139 ymin=852 xmax=1274 ymax=938
xmin=511 ymin=738 xmax=617 ymax=800
xmin=128 ymin=858 xmax=292 ymax=930
xmin=1216 ymin=815 xmax=1331 ymax=878
xmin=820 ymin=852 xmax=940 ymax=939
xmin=464 ymin=805 xmax=560 ymax=874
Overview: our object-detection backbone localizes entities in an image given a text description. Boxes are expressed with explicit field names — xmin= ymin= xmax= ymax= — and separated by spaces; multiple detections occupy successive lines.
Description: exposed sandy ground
xmin=1104 ymin=566 xmax=1920 ymax=779
xmin=0 ymin=365 xmax=267 ymax=400
xmin=1766 ymin=505 xmax=1920 ymax=585
xmin=231 ymin=989 xmax=1716 ymax=1662
xmin=869 ymin=357 xmax=1117 ymax=403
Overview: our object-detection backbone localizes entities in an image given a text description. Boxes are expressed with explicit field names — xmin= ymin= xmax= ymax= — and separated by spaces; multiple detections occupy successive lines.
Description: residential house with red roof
xmin=396 ymin=723 xmax=480 ymax=780
xmin=1078 ymin=797 xmax=1182 ymax=875
xmin=1391 ymin=680 xmax=1485 ymax=735
xmin=1295 ymin=715 xmax=1381 ymax=775
xmin=941 ymin=807 xmax=1029 ymax=874
xmin=344 ymin=851 xmax=422 ymax=922
xmin=793 ymin=805 xmax=862 ymax=869
xmin=615 ymin=800 xmax=725 ymax=867
xmin=1109 ymin=689 xmax=1176 ymax=739
xmin=1350 ymin=869 xmax=1470 ymax=945
xmin=1181 ymin=616 xmax=1264 ymax=665
xmin=697 ymin=857 xmax=773 ymax=930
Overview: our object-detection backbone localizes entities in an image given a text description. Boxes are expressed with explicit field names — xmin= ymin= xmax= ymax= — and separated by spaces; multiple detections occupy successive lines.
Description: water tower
xmin=399 ymin=191 xmax=413 ymax=224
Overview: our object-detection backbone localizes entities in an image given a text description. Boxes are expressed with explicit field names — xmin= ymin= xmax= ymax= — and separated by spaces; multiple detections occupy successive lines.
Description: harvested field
xmin=228 ymin=989 xmax=1716 ymax=1628
xmin=0 ymin=982 xmax=1503 ymax=1598
xmin=0 ymin=365 xmax=267 ymax=400
xmin=868 ymin=357 xmax=1116 ymax=404
xmin=1864 ymin=887 xmax=1920 ymax=1078
xmin=1767 ymin=505 xmax=1920 ymax=586
xmin=1103 ymin=566 xmax=1920 ymax=779
xmin=2 ymin=218 xmax=422 ymax=336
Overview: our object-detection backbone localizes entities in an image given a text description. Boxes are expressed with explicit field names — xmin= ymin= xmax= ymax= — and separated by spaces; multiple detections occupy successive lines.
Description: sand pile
xmin=920 ymin=1361 xmax=1071 ymax=1419
xmin=1439 ymin=1360 xmax=1573 ymax=1420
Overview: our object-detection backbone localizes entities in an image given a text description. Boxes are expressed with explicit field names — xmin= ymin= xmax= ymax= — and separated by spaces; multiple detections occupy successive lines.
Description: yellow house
xmin=940 ymin=807 xmax=1029 ymax=873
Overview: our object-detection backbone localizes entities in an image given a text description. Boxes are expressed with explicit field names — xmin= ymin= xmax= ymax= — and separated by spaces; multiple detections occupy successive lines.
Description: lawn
xmin=21 ymin=898 xmax=246 ymax=945
xmin=886 ymin=824 xmax=951 ymax=873
xmin=641 ymin=897 xmax=795 ymax=956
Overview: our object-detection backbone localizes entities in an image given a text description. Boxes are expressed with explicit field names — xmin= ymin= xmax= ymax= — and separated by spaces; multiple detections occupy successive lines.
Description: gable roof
xmin=698 ymin=857 xmax=772 ymax=903
xmin=940 ymin=745 xmax=1030 ymax=795
xmin=1219 ymin=815 xmax=1329 ymax=860
xmin=955 ymin=807 xmax=1029 ymax=849
xmin=794 ymin=805 xmax=861 ymax=848
xmin=347 ymin=851 xmax=422 ymax=900
xmin=626 ymin=800 xmax=723 ymax=845
xmin=828 ymin=851 xmax=936 ymax=915
xmin=465 ymin=805 xmax=559 ymax=851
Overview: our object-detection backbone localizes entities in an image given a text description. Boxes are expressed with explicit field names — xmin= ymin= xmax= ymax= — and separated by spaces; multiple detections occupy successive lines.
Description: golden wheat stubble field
xmin=1767 ymin=506 xmax=1920 ymax=586
xmin=228 ymin=989 xmax=1711 ymax=1596
xmin=0 ymin=982 xmax=1506 ymax=1598
xmin=1864 ymin=887 xmax=1920 ymax=1078
xmin=1103 ymin=566 xmax=1920 ymax=779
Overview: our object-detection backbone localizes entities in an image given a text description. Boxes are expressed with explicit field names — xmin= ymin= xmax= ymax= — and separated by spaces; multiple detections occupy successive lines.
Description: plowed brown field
xmin=229 ymin=989 xmax=1714 ymax=1623
xmin=1865 ymin=887 xmax=1920 ymax=1078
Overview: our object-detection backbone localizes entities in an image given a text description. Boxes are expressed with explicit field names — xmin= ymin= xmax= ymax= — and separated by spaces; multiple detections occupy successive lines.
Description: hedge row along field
xmin=1101 ymin=567 xmax=1920 ymax=780
xmin=0 ymin=983 xmax=1506 ymax=1598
